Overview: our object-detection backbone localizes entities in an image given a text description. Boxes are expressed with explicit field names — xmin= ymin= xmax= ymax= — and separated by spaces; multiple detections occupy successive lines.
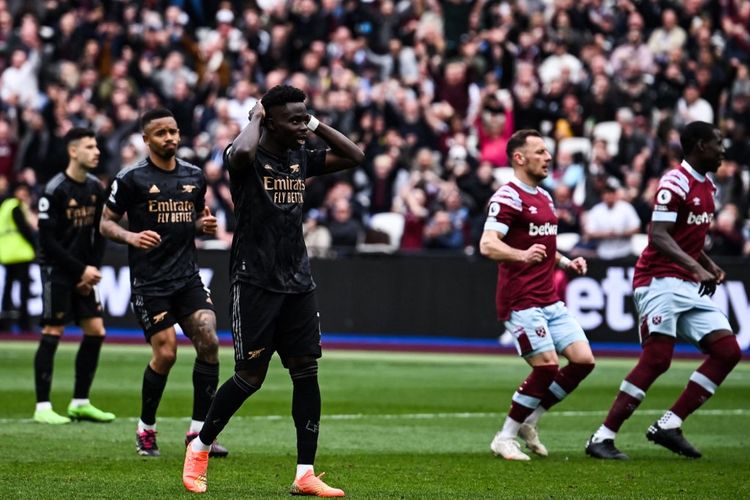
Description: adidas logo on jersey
xmin=687 ymin=212 xmax=713 ymax=225
xmin=149 ymin=184 xmax=160 ymax=194
xmin=528 ymin=222 xmax=558 ymax=236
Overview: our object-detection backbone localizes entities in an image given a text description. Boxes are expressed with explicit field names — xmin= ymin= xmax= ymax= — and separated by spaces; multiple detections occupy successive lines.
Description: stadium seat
xmin=592 ymin=121 xmax=621 ymax=157
xmin=630 ymin=233 xmax=649 ymax=256
xmin=368 ymin=212 xmax=405 ymax=249
xmin=493 ymin=166 xmax=515 ymax=185
xmin=557 ymin=232 xmax=581 ymax=253
xmin=558 ymin=137 xmax=592 ymax=160
xmin=543 ymin=136 xmax=556 ymax=157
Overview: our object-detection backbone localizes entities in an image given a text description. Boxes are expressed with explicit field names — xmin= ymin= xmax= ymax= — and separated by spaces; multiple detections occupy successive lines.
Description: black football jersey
xmin=228 ymin=145 xmax=326 ymax=293
xmin=106 ymin=157 xmax=206 ymax=296
xmin=37 ymin=172 xmax=106 ymax=283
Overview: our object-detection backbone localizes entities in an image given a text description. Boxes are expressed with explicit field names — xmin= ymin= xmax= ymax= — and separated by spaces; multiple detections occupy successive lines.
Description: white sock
xmin=498 ymin=416 xmax=522 ymax=439
xmin=296 ymin=464 xmax=314 ymax=480
xmin=137 ymin=419 xmax=156 ymax=432
xmin=189 ymin=419 xmax=204 ymax=434
xmin=591 ymin=425 xmax=616 ymax=443
xmin=36 ymin=401 xmax=52 ymax=412
xmin=524 ymin=406 xmax=546 ymax=426
xmin=70 ymin=398 xmax=90 ymax=408
xmin=190 ymin=436 xmax=211 ymax=452
xmin=658 ymin=410 xmax=683 ymax=430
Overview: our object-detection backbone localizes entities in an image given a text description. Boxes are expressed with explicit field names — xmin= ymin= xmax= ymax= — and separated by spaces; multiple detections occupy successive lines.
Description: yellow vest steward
xmin=0 ymin=198 xmax=35 ymax=264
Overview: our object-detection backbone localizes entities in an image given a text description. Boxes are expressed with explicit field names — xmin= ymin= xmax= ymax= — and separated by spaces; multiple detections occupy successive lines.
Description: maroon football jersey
xmin=633 ymin=161 xmax=716 ymax=288
xmin=484 ymin=178 xmax=559 ymax=320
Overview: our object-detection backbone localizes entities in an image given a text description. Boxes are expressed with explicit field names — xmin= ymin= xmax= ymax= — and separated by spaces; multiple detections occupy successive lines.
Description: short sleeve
xmin=106 ymin=175 xmax=132 ymax=214
xmin=652 ymin=170 xmax=689 ymax=223
xmin=304 ymin=148 xmax=327 ymax=178
xmin=37 ymin=191 xmax=58 ymax=229
xmin=194 ymin=174 xmax=207 ymax=213
xmin=484 ymin=185 xmax=522 ymax=235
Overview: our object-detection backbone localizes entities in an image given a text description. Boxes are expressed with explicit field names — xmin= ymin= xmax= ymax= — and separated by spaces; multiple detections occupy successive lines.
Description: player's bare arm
xmin=698 ymin=251 xmax=726 ymax=284
xmin=651 ymin=220 xmax=716 ymax=295
xmin=479 ymin=230 xmax=547 ymax=263
xmin=309 ymin=117 xmax=365 ymax=173
xmin=556 ymin=251 xmax=587 ymax=275
xmin=195 ymin=206 xmax=217 ymax=236
xmin=179 ymin=308 xmax=219 ymax=364
xmin=226 ymin=102 xmax=265 ymax=173
xmin=100 ymin=205 xmax=161 ymax=249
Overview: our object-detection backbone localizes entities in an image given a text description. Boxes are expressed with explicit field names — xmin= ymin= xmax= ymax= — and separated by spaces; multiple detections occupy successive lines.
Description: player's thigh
xmin=276 ymin=290 xmax=322 ymax=368
xmin=545 ymin=301 xmax=590 ymax=356
xmin=676 ymin=297 xmax=732 ymax=349
xmin=505 ymin=306 xmax=555 ymax=359
xmin=41 ymin=274 xmax=73 ymax=327
xmin=131 ymin=293 xmax=176 ymax=342
xmin=72 ymin=285 xmax=104 ymax=333
xmin=633 ymin=278 xmax=681 ymax=343
xmin=173 ymin=279 xmax=217 ymax=344
xmin=230 ymin=282 xmax=282 ymax=370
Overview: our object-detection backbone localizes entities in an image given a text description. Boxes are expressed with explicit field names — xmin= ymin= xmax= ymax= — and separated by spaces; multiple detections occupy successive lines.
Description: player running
xmin=100 ymin=108 xmax=227 ymax=458
xmin=480 ymin=129 xmax=595 ymax=460
xmin=182 ymin=85 xmax=363 ymax=496
xmin=33 ymin=128 xmax=115 ymax=424
xmin=586 ymin=121 xmax=742 ymax=460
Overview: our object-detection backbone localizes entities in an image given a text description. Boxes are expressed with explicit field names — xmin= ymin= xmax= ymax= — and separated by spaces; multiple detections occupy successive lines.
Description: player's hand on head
xmin=130 ymin=230 xmax=161 ymax=249
xmin=80 ymin=265 xmax=102 ymax=285
xmin=199 ymin=206 xmax=218 ymax=235
xmin=569 ymin=257 xmax=587 ymax=275
xmin=249 ymin=101 xmax=265 ymax=122
xmin=522 ymin=243 xmax=547 ymax=264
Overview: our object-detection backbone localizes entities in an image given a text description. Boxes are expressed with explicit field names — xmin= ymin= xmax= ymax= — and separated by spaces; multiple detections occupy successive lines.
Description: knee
xmin=235 ymin=368 xmax=267 ymax=389
xmin=708 ymin=335 xmax=742 ymax=367
xmin=154 ymin=345 xmax=177 ymax=369
xmin=644 ymin=350 xmax=672 ymax=375
xmin=41 ymin=326 xmax=64 ymax=337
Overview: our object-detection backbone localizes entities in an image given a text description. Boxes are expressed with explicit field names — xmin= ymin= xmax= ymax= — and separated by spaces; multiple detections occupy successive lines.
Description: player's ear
xmin=265 ymin=116 xmax=274 ymax=130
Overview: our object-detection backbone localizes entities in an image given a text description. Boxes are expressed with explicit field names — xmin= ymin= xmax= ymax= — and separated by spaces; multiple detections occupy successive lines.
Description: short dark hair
xmin=680 ymin=121 xmax=717 ymax=155
xmin=140 ymin=107 xmax=174 ymax=131
xmin=506 ymin=129 xmax=543 ymax=164
xmin=64 ymin=127 xmax=96 ymax=147
xmin=261 ymin=85 xmax=306 ymax=110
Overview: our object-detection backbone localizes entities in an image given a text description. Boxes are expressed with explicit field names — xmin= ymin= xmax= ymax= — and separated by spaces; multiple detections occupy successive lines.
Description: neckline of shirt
xmin=680 ymin=160 xmax=706 ymax=182
xmin=510 ymin=176 xmax=538 ymax=194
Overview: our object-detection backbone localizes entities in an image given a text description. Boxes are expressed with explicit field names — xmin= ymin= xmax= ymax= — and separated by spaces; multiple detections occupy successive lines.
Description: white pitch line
xmin=3 ymin=408 xmax=748 ymax=425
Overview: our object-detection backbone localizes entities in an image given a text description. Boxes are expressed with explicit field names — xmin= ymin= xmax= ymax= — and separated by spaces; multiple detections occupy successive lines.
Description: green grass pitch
xmin=1 ymin=341 xmax=748 ymax=499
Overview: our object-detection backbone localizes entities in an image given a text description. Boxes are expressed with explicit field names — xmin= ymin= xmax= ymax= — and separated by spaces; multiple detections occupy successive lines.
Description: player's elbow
xmin=351 ymin=148 xmax=365 ymax=165
xmin=479 ymin=235 xmax=494 ymax=259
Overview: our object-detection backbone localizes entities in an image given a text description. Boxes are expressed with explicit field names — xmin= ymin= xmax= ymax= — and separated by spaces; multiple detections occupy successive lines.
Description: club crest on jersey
xmin=152 ymin=311 xmax=168 ymax=323
xmin=264 ymin=164 xmax=273 ymax=171
xmin=528 ymin=222 xmax=557 ymax=236
xmin=181 ymin=184 xmax=196 ymax=193
xmin=290 ymin=164 xmax=300 ymax=173
xmin=651 ymin=315 xmax=662 ymax=325
xmin=687 ymin=212 xmax=713 ymax=225
xmin=148 ymin=184 xmax=160 ymax=194
xmin=535 ymin=326 xmax=547 ymax=338
xmin=247 ymin=347 xmax=266 ymax=359
xmin=529 ymin=206 xmax=538 ymax=214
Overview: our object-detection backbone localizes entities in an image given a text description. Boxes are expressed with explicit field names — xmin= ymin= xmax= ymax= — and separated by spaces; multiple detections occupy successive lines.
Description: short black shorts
xmin=131 ymin=276 xmax=214 ymax=341
xmin=41 ymin=268 xmax=103 ymax=327
xmin=230 ymin=282 xmax=322 ymax=370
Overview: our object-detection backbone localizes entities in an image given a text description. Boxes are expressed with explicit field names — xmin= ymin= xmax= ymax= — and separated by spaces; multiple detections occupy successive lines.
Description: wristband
xmin=306 ymin=115 xmax=320 ymax=132
xmin=559 ymin=256 xmax=571 ymax=269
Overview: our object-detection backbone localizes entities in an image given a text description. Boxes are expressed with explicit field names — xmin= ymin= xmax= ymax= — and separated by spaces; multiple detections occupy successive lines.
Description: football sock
xmin=658 ymin=410 xmax=683 ymax=429
xmin=290 ymin=363 xmax=321 ymax=465
xmin=198 ymin=373 xmax=259 ymax=445
xmin=669 ymin=335 xmax=741 ymax=420
xmin=70 ymin=398 xmax=90 ymax=408
xmin=502 ymin=365 xmax=558 ymax=438
xmin=73 ymin=335 xmax=104 ymax=399
xmin=296 ymin=464 xmax=314 ymax=480
xmin=34 ymin=335 xmax=60 ymax=403
xmin=189 ymin=419 xmax=204 ymax=434
xmin=140 ymin=364 xmax=168 ymax=426
xmin=35 ymin=401 xmax=52 ymax=412
xmin=603 ymin=336 xmax=673 ymax=432
xmin=137 ymin=419 xmax=156 ymax=432
xmin=192 ymin=358 xmax=219 ymax=421
xmin=539 ymin=362 xmax=595 ymax=410
xmin=190 ymin=436 xmax=211 ymax=453
xmin=591 ymin=425 xmax=617 ymax=443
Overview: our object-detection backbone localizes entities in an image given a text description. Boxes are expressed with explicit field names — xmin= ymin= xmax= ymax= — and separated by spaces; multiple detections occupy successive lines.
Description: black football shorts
xmin=41 ymin=268 xmax=103 ymax=327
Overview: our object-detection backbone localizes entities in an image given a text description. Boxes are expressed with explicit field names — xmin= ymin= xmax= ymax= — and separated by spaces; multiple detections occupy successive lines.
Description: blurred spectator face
xmin=554 ymin=184 xmax=571 ymax=204
xmin=477 ymin=162 xmax=493 ymax=183
xmin=331 ymin=198 xmax=353 ymax=223
xmin=415 ymin=149 xmax=435 ymax=171
xmin=684 ymin=84 xmax=700 ymax=104
xmin=444 ymin=188 xmax=463 ymax=211
xmin=662 ymin=9 xmax=677 ymax=29
xmin=0 ymin=120 xmax=9 ymax=140
xmin=373 ymin=154 xmax=394 ymax=179
xmin=10 ymin=49 xmax=26 ymax=68
xmin=59 ymin=11 xmax=76 ymax=35
xmin=444 ymin=62 xmax=467 ymax=85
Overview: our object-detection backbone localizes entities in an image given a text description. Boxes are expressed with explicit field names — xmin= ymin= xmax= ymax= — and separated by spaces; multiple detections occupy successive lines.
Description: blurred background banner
xmin=2 ymin=249 xmax=748 ymax=350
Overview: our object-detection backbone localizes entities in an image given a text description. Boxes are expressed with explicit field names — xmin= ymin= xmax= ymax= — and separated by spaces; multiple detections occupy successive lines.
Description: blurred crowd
xmin=0 ymin=0 xmax=749 ymax=258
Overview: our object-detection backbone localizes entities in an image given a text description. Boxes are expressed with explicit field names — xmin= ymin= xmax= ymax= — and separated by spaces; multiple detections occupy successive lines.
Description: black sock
xmin=34 ymin=335 xmax=60 ymax=403
xmin=73 ymin=336 xmax=104 ymax=399
xmin=140 ymin=364 xmax=168 ymax=425
xmin=291 ymin=364 xmax=321 ymax=465
xmin=192 ymin=358 xmax=219 ymax=422
xmin=199 ymin=374 xmax=257 ymax=444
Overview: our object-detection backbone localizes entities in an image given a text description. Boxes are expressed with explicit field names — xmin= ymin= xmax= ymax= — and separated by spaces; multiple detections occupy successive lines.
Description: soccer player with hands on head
xmin=586 ymin=121 xmax=742 ymax=460
xmin=100 ymin=108 xmax=227 ymax=459
xmin=182 ymin=85 xmax=363 ymax=496
xmin=480 ymin=129 xmax=595 ymax=461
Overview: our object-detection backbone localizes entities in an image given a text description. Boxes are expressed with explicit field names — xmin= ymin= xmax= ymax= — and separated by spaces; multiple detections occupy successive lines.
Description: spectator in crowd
xmin=583 ymin=178 xmax=642 ymax=260
xmin=326 ymin=197 xmax=363 ymax=250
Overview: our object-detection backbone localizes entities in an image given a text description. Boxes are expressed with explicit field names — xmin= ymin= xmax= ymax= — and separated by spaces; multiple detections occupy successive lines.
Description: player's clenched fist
xmin=197 ymin=207 xmax=218 ymax=235
xmin=521 ymin=243 xmax=547 ymax=264
xmin=568 ymin=257 xmax=587 ymax=275
xmin=128 ymin=230 xmax=161 ymax=249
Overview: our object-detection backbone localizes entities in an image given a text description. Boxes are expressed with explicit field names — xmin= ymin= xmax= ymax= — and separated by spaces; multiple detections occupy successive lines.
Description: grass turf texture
xmin=1 ymin=341 xmax=748 ymax=499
